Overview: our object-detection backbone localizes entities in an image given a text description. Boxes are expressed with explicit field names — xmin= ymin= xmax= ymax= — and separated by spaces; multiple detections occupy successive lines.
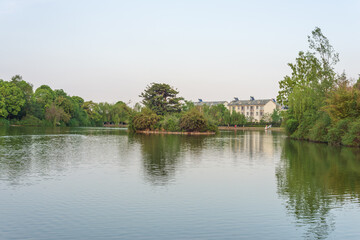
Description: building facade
xmin=227 ymin=96 xmax=278 ymax=122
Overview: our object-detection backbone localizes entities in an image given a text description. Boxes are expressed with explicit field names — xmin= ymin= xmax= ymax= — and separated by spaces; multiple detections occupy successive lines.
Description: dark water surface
xmin=1 ymin=127 xmax=360 ymax=239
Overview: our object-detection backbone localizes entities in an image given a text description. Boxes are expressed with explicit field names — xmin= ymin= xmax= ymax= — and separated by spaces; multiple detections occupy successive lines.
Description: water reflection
xmin=129 ymin=133 xmax=207 ymax=185
xmin=276 ymin=139 xmax=360 ymax=239
xmin=0 ymin=126 xmax=128 ymax=186
xmin=226 ymin=130 xmax=282 ymax=157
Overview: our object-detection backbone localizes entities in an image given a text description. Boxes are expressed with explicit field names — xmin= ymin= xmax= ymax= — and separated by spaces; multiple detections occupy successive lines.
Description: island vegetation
xmin=278 ymin=27 xmax=360 ymax=147
xmin=129 ymin=83 xmax=217 ymax=134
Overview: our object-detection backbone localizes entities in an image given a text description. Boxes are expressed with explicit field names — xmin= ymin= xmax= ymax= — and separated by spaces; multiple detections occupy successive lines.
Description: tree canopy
xmin=0 ymin=76 xmax=133 ymax=127
xmin=278 ymin=27 xmax=360 ymax=146
xmin=140 ymin=83 xmax=184 ymax=115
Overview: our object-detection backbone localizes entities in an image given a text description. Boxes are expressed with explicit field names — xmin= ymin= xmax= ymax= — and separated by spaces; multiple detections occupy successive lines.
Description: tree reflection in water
xmin=276 ymin=139 xmax=360 ymax=239
xmin=129 ymin=133 xmax=206 ymax=185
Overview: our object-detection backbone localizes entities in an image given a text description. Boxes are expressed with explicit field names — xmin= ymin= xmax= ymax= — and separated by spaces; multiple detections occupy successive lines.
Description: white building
xmin=227 ymin=96 xmax=279 ymax=122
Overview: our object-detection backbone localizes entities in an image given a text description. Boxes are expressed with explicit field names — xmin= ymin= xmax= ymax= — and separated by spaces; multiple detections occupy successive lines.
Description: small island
xmin=129 ymin=83 xmax=218 ymax=134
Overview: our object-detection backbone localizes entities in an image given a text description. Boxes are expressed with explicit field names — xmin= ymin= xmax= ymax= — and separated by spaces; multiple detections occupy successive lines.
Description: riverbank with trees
xmin=278 ymin=27 xmax=360 ymax=147
xmin=0 ymin=76 xmax=132 ymax=127
xmin=0 ymin=76 xmax=282 ymax=131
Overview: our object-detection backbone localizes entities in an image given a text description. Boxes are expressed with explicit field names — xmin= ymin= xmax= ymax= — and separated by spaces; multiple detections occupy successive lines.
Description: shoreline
xmin=218 ymin=126 xmax=284 ymax=131
xmin=136 ymin=130 xmax=216 ymax=135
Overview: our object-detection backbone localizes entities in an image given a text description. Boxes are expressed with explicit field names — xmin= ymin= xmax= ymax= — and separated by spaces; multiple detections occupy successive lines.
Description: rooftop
xmin=228 ymin=97 xmax=276 ymax=106
xmin=194 ymin=100 xmax=228 ymax=107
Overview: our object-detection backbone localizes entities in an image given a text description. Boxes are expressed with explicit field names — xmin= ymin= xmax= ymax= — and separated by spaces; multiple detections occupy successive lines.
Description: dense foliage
xmin=140 ymin=83 xmax=184 ymax=115
xmin=278 ymin=27 xmax=360 ymax=147
xmin=0 ymin=75 xmax=132 ymax=127
xmin=131 ymin=83 xmax=219 ymax=132
xmin=131 ymin=83 xmax=281 ymax=133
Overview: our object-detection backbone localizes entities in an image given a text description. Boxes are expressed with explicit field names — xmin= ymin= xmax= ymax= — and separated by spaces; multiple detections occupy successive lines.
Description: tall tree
xmin=140 ymin=83 xmax=183 ymax=115
xmin=0 ymin=80 xmax=25 ymax=118
xmin=277 ymin=27 xmax=338 ymax=107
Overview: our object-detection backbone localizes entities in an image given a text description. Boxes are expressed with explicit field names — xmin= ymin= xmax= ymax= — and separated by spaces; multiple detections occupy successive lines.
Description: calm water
xmin=1 ymin=127 xmax=360 ymax=239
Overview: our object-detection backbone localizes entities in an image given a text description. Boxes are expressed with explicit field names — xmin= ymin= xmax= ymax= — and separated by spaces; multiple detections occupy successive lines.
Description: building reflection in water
xmin=226 ymin=130 xmax=283 ymax=163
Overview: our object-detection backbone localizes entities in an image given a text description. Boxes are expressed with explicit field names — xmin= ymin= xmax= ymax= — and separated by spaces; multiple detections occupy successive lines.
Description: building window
xmin=250 ymin=106 xmax=253 ymax=110
xmin=241 ymin=106 xmax=244 ymax=110
xmin=233 ymin=107 xmax=235 ymax=111
xmin=260 ymin=112 xmax=263 ymax=116
xmin=247 ymin=106 xmax=249 ymax=109
xmin=256 ymin=106 xmax=259 ymax=109
xmin=247 ymin=112 xmax=249 ymax=116
xmin=237 ymin=106 xmax=240 ymax=110
xmin=256 ymin=112 xmax=258 ymax=116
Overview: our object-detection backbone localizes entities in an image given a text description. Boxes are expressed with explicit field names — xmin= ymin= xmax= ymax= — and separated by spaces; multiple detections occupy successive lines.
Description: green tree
xmin=0 ymin=80 xmax=26 ymax=118
xmin=180 ymin=108 xmax=208 ymax=132
xmin=83 ymin=101 xmax=102 ymax=125
xmin=10 ymin=75 xmax=33 ymax=117
xmin=230 ymin=111 xmax=247 ymax=126
xmin=45 ymin=103 xmax=70 ymax=126
xmin=140 ymin=83 xmax=183 ymax=115
xmin=271 ymin=109 xmax=281 ymax=124
xmin=323 ymin=80 xmax=360 ymax=123
xmin=277 ymin=27 xmax=338 ymax=107
xmin=277 ymin=27 xmax=339 ymax=138
xmin=33 ymin=85 xmax=55 ymax=108
xmin=131 ymin=108 xmax=160 ymax=131
xmin=111 ymin=101 xmax=132 ymax=124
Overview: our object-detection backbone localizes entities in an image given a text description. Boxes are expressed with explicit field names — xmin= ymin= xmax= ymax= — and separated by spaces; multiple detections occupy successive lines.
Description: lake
xmin=1 ymin=127 xmax=360 ymax=239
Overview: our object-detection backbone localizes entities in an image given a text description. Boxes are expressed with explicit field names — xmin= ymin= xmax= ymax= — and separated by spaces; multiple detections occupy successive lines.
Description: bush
xmin=342 ymin=120 xmax=360 ymax=147
xmin=0 ymin=118 xmax=10 ymax=126
xmin=205 ymin=117 xmax=218 ymax=133
xmin=132 ymin=108 xmax=160 ymax=131
xmin=180 ymin=108 xmax=208 ymax=132
xmin=285 ymin=119 xmax=299 ymax=135
xmin=308 ymin=113 xmax=331 ymax=142
xmin=19 ymin=115 xmax=42 ymax=126
xmin=161 ymin=115 xmax=181 ymax=132
xmin=69 ymin=118 xmax=80 ymax=127
xmin=327 ymin=119 xmax=352 ymax=145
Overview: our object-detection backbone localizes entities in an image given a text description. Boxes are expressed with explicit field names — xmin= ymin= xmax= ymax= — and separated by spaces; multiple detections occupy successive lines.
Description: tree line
xmin=0 ymin=77 xmax=281 ymax=129
xmin=129 ymin=83 xmax=281 ymax=133
xmin=0 ymin=76 xmax=132 ymax=127
xmin=278 ymin=27 xmax=360 ymax=147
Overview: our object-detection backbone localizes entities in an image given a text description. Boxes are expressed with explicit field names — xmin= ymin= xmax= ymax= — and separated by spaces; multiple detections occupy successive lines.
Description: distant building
xmin=194 ymin=99 xmax=228 ymax=108
xmin=227 ymin=96 xmax=279 ymax=122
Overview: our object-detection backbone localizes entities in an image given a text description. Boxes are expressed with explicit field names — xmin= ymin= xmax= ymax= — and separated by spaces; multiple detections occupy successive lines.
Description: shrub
xmin=180 ymin=108 xmax=208 ymax=132
xmin=132 ymin=108 xmax=160 ymax=131
xmin=161 ymin=115 xmax=181 ymax=132
xmin=205 ymin=117 xmax=218 ymax=133
xmin=0 ymin=118 xmax=10 ymax=126
xmin=308 ymin=113 xmax=331 ymax=142
xmin=69 ymin=118 xmax=80 ymax=127
xmin=342 ymin=120 xmax=360 ymax=147
xmin=285 ymin=119 xmax=299 ymax=135
xmin=19 ymin=114 xmax=42 ymax=126
xmin=327 ymin=119 xmax=351 ymax=145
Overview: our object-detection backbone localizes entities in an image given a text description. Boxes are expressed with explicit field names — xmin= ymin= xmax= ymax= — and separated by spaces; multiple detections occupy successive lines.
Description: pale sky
xmin=0 ymin=0 xmax=359 ymax=105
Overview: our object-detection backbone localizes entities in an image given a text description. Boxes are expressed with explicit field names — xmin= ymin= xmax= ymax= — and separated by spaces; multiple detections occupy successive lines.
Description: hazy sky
xmin=1 ymin=0 xmax=359 ymax=104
